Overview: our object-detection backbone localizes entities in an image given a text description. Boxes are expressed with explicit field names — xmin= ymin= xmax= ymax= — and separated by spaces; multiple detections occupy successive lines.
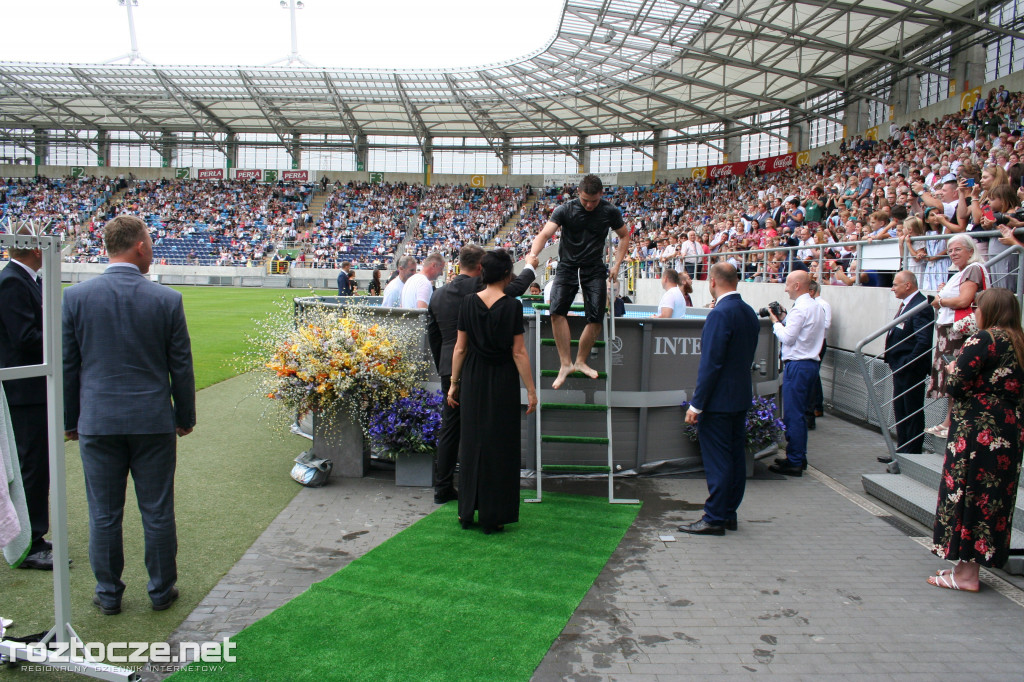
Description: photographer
xmin=767 ymin=271 xmax=827 ymax=477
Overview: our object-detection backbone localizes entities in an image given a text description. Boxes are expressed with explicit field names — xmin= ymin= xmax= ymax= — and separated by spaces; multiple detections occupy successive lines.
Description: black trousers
xmin=892 ymin=368 xmax=926 ymax=454
xmin=10 ymin=403 xmax=49 ymax=552
xmin=434 ymin=375 xmax=459 ymax=491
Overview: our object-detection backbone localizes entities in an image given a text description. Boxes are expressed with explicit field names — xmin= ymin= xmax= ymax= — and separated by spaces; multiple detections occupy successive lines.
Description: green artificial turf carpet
xmin=171 ymin=491 xmax=640 ymax=682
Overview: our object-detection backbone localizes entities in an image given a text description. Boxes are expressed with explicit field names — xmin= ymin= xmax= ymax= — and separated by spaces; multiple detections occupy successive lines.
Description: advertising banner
xmin=282 ymin=170 xmax=309 ymax=181
xmin=690 ymin=152 xmax=802 ymax=181
xmin=234 ymin=169 xmax=262 ymax=181
xmin=543 ymin=173 xmax=618 ymax=187
xmin=196 ymin=168 xmax=224 ymax=180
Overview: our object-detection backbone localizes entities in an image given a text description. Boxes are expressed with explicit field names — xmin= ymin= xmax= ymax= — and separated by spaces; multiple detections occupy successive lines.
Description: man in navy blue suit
xmin=337 ymin=261 xmax=353 ymax=296
xmin=880 ymin=271 xmax=933 ymax=462
xmin=679 ymin=263 xmax=760 ymax=535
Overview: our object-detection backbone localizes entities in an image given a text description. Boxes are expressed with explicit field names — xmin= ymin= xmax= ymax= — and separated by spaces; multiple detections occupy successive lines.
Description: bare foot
xmin=552 ymin=364 xmax=575 ymax=390
xmin=926 ymin=571 xmax=980 ymax=592
xmin=573 ymin=361 xmax=599 ymax=379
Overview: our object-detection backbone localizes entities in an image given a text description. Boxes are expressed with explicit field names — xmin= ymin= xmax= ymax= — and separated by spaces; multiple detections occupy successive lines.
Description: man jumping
xmin=529 ymin=175 xmax=630 ymax=389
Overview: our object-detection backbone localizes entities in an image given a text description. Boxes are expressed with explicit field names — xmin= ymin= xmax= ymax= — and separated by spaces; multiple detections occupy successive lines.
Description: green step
xmin=531 ymin=303 xmax=586 ymax=311
xmin=540 ymin=370 xmax=607 ymax=379
xmin=541 ymin=435 xmax=610 ymax=444
xmin=520 ymin=294 xmax=545 ymax=301
xmin=541 ymin=403 xmax=607 ymax=411
xmin=541 ymin=464 xmax=612 ymax=473
xmin=540 ymin=338 xmax=605 ymax=347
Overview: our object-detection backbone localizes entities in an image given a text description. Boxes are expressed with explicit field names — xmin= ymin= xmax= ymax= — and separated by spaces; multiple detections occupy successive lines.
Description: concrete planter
xmin=311 ymin=410 xmax=370 ymax=478
xmin=394 ymin=451 xmax=434 ymax=487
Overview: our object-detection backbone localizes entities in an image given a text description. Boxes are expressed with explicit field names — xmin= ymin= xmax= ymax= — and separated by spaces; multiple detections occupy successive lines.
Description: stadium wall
xmin=634 ymin=278 xmax=892 ymax=356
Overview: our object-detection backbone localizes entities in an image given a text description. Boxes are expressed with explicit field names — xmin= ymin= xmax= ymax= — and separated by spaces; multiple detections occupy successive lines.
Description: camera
xmin=991 ymin=208 xmax=1024 ymax=225
xmin=758 ymin=301 xmax=787 ymax=319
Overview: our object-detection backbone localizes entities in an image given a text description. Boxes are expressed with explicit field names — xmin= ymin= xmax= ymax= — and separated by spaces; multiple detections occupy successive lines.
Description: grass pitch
xmin=0 ymin=286 xmax=329 ymax=679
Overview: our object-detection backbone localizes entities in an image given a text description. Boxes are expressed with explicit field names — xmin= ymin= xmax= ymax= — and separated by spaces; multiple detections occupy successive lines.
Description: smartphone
xmin=965 ymin=178 xmax=976 ymax=188
xmin=941 ymin=353 xmax=956 ymax=364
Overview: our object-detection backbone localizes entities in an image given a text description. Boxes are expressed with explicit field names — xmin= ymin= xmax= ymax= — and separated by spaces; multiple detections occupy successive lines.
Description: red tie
xmin=895 ymin=302 xmax=904 ymax=319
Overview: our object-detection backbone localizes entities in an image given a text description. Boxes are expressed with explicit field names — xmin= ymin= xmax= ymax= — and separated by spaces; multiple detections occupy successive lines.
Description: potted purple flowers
xmin=681 ymin=395 xmax=785 ymax=476
xmin=368 ymin=388 xmax=444 ymax=487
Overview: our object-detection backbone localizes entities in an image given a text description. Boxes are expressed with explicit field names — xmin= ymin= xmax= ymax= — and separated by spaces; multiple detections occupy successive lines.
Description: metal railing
xmin=853 ymin=242 xmax=1024 ymax=470
xmin=628 ymin=228 xmax=1024 ymax=290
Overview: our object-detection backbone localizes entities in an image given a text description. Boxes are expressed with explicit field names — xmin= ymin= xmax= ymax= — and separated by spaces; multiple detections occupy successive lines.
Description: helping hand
xmin=526 ymin=390 xmax=537 ymax=415
xmin=526 ymin=253 xmax=539 ymax=269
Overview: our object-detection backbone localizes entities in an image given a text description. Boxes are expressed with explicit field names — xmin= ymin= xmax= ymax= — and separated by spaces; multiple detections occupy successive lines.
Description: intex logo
xmin=771 ymin=156 xmax=794 ymax=170
xmin=709 ymin=165 xmax=733 ymax=178
xmin=653 ymin=336 xmax=702 ymax=356
xmin=691 ymin=167 xmax=707 ymax=180
xmin=235 ymin=169 xmax=261 ymax=180
xmin=197 ymin=169 xmax=223 ymax=180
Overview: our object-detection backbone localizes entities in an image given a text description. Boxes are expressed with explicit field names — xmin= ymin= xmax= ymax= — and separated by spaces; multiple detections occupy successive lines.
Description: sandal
xmin=924 ymin=424 xmax=949 ymax=438
xmin=927 ymin=572 xmax=979 ymax=592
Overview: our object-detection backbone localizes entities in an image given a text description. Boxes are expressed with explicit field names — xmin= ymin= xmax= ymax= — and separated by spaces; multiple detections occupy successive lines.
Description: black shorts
xmin=549 ymin=262 xmax=608 ymax=323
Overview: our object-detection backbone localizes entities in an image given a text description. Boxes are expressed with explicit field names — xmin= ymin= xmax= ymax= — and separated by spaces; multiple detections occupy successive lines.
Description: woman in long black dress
xmin=929 ymin=287 xmax=1024 ymax=591
xmin=447 ymin=250 xmax=537 ymax=534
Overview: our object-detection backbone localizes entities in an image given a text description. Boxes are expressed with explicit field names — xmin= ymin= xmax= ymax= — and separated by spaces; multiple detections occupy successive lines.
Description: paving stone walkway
xmin=150 ymin=413 xmax=1024 ymax=681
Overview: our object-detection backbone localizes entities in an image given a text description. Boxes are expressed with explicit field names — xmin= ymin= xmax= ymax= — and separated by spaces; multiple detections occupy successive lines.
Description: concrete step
xmin=862 ymin=473 xmax=1024 ymax=565
xmin=894 ymin=452 xmax=1024 ymax=516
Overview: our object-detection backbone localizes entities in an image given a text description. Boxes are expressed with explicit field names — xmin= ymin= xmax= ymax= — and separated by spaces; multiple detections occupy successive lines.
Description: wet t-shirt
xmin=549 ymin=198 xmax=624 ymax=266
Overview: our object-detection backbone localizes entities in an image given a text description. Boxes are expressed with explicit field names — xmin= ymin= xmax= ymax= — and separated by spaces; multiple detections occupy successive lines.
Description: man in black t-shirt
xmin=529 ymin=175 xmax=631 ymax=389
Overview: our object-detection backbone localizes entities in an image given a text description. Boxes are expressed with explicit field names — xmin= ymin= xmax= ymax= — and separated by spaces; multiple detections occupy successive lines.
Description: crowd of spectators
xmin=500 ymin=83 xmax=1024 ymax=292
xmin=292 ymin=181 xmax=418 ymax=270
xmin=0 ymin=176 xmax=121 ymax=245
xmin=63 ymin=179 xmax=314 ymax=265
xmin=408 ymin=185 xmax=527 ymax=262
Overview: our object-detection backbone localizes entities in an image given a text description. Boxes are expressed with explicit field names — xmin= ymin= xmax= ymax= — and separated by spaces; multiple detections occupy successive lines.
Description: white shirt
xmin=816 ymin=296 xmax=832 ymax=332
xmin=678 ymin=239 xmax=701 ymax=266
xmin=381 ymin=276 xmax=404 ymax=307
xmin=543 ymin=279 xmax=554 ymax=305
xmin=400 ymin=272 xmax=433 ymax=308
xmin=773 ymin=293 xmax=826 ymax=361
xmin=657 ymin=286 xmax=688 ymax=318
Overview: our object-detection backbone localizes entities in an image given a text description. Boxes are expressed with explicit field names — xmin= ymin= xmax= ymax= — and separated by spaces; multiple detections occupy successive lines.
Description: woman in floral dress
xmin=929 ymin=287 xmax=1024 ymax=591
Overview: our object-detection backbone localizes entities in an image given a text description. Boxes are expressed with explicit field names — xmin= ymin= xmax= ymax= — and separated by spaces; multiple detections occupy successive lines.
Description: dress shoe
xmin=769 ymin=462 xmax=803 ymax=477
xmin=814 ymin=409 xmax=824 ymax=417
xmin=773 ymin=457 xmax=807 ymax=471
xmin=18 ymin=549 xmax=53 ymax=570
xmin=92 ymin=595 xmax=121 ymax=616
xmin=724 ymin=520 xmax=738 ymax=531
xmin=877 ymin=456 xmax=894 ymax=464
xmin=152 ymin=587 xmax=179 ymax=611
xmin=677 ymin=519 xmax=725 ymax=536
xmin=433 ymin=488 xmax=458 ymax=504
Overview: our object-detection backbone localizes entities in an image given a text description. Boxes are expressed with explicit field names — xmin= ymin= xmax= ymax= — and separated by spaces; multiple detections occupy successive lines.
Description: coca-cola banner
xmin=233 ymin=169 xmax=262 ymax=180
xmin=282 ymin=170 xmax=309 ymax=181
xmin=196 ymin=168 xmax=224 ymax=180
xmin=690 ymin=152 xmax=807 ymax=181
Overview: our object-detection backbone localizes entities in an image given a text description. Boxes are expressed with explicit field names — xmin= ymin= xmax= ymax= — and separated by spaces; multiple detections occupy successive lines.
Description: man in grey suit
xmin=63 ymin=215 xmax=196 ymax=616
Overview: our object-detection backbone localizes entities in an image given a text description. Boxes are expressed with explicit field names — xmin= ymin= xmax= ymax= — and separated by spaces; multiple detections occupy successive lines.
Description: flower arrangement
xmin=680 ymin=396 xmax=786 ymax=451
xmin=745 ymin=396 xmax=786 ymax=451
xmin=368 ymin=388 xmax=444 ymax=459
xmin=249 ymin=302 xmax=428 ymax=430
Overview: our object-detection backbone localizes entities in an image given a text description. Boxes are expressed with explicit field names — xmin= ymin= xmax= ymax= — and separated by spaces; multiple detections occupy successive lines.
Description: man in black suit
xmin=337 ymin=261 xmax=353 ymax=296
xmin=881 ymin=271 xmax=933 ymax=462
xmin=0 ymin=228 xmax=51 ymax=569
xmin=426 ymin=245 xmax=537 ymax=504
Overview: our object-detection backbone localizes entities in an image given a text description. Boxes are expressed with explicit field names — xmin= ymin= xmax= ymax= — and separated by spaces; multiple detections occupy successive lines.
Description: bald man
xmin=768 ymin=270 xmax=826 ymax=476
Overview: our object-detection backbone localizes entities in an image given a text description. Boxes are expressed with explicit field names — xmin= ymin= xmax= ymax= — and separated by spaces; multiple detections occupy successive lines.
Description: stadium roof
xmin=1 ymin=0 xmax=1020 ymax=162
